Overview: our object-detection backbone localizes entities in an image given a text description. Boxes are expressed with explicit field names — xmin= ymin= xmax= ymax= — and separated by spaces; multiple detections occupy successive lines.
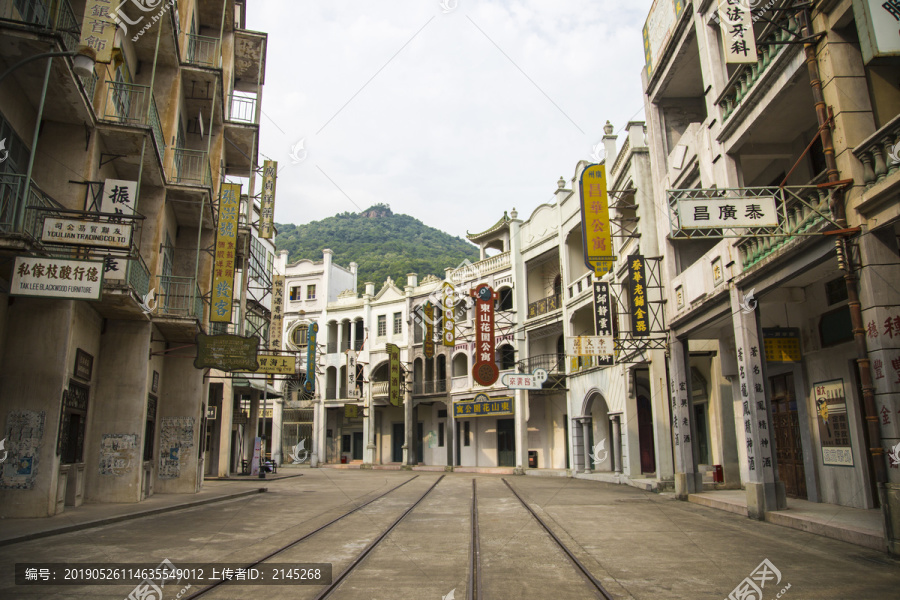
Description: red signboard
xmin=471 ymin=284 xmax=499 ymax=386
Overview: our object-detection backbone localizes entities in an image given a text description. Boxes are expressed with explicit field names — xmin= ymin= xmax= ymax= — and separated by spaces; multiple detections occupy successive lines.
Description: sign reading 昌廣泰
xmin=454 ymin=394 xmax=514 ymax=418
xmin=579 ymin=164 xmax=614 ymax=276
xmin=717 ymin=0 xmax=758 ymax=64
xmin=11 ymin=257 xmax=104 ymax=300
xmin=814 ymin=379 xmax=853 ymax=466
xmin=593 ymin=281 xmax=614 ymax=366
xmin=628 ymin=255 xmax=649 ymax=337
xmin=388 ymin=343 xmax=402 ymax=407
xmin=269 ymin=275 xmax=285 ymax=350
xmin=194 ymin=333 xmax=259 ymax=372
xmin=260 ymin=160 xmax=277 ymax=239
xmin=255 ymin=354 xmax=294 ymax=374
xmin=678 ymin=197 xmax=778 ymax=229
xmin=211 ymin=183 xmax=241 ymax=322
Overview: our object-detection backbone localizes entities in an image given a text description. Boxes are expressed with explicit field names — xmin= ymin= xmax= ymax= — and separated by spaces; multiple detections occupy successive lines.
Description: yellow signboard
xmin=211 ymin=183 xmax=240 ymax=322
xmin=424 ymin=302 xmax=434 ymax=358
xmin=256 ymin=353 xmax=294 ymax=374
xmin=345 ymin=404 xmax=359 ymax=419
xmin=442 ymin=282 xmax=456 ymax=346
xmin=79 ymin=1 xmax=118 ymax=64
xmin=260 ymin=160 xmax=277 ymax=239
xmin=579 ymin=164 xmax=614 ymax=276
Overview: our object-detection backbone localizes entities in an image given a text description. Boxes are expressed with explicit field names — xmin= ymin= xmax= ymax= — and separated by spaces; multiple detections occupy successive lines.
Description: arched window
xmin=497 ymin=287 xmax=513 ymax=311
xmin=496 ymin=345 xmax=516 ymax=370
xmin=291 ymin=324 xmax=309 ymax=347
xmin=452 ymin=353 xmax=468 ymax=377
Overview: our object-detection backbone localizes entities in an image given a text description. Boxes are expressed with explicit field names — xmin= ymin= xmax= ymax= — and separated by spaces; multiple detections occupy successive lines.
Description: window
xmin=341 ymin=434 xmax=351 ymax=453
xmin=825 ymin=277 xmax=848 ymax=306
xmin=464 ymin=421 xmax=470 ymax=446
xmin=438 ymin=422 xmax=445 ymax=447
xmin=820 ymin=306 xmax=853 ymax=347
xmin=59 ymin=380 xmax=89 ymax=464
xmin=306 ymin=284 xmax=316 ymax=300
xmin=393 ymin=312 xmax=402 ymax=335
xmin=291 ymin=324 xmax=309 ymax=347
xmin=497 ymin=288 xmax=513 ymax=311
xmin=290 ymin=286 xmax=301 ymax=301
xmin=496 ymin=345 xmax=516 ymax=370
xmin=377 ymin=315 xmax=387 ymax=337
xmin=144 ymin=394 xmax=157 ymax=462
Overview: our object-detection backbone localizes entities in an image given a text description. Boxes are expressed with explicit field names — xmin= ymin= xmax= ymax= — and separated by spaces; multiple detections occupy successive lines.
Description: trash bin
xmin=713 ymin=464 xmax=723 ymax=483
xmin=341 ymin=456 xmax=348 ymax=464
xmin=528 ymin=451 xmax=538 ymax=469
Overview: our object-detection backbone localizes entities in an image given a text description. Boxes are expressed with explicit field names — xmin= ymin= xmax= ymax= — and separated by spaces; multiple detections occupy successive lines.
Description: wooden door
xmin=392 ymin=423 xmax=404 ymax=463
xmin=770 ymin=374 xmax=807 ymax=499
xmin=637 ymin=396 xmax=656 ymax=474
xmin=497 ymin=419 xmax=515 ymax=467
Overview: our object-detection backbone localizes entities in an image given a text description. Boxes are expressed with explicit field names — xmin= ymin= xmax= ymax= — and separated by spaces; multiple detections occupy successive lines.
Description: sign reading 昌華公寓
xmin=579 ymin=164 xmax=614 ymax=276
xmin=11 ymin=257 xmax=104 ymax=300
xmin=41 ymin=218 xmax=132 ymax=250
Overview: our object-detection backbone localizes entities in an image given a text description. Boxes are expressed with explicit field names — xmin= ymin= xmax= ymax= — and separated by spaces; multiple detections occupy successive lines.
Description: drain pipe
xmin=799 ymin=8 xmax=890 ymax=550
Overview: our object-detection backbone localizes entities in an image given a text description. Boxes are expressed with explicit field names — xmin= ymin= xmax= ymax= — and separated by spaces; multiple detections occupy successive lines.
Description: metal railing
xmin=517 ymin=354 xmax=566 ymax=375
xmin=527 ymin=293 xmax=561 ymax=319
xmin=0 ymin=0 xmax=78 ymax=50
xmin=126 ymin=255 xmax=151 ymax=300
xmin=78 ymin=68 xmax=98 ymax=106
xmin=169 ymin=148 xmax=212 ymax=187
xmin=852 ymin=113 xmax=900 ymax=188
xmin=148 ymin=97 xmax=166 ymax=156
xmin=228 ymin=93 xmax=258 ymax=123
xmin=184 ymin=33 xmax=221 ymax=68
xmin=0 ymin=174 xmax=65 ymax=238
xmin=326 ymin=341 xmax=337 ymax=354
xmin=156 ymin=275 xmax=202 ymax=319
xmin=103 ymin=81 xmax=151 ymax=125
xmin=412 ymin=379 xmax=447 ymax=395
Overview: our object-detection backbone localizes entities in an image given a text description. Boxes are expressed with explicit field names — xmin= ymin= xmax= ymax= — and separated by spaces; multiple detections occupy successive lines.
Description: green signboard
xmin=194 ymin=333 xmax=260 ymax=371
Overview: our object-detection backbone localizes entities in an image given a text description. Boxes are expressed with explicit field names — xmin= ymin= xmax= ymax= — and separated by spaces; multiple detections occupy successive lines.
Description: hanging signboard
xmin=101 ymin=179 xmax=137 ymax=215
xmin=260 ymin=160 xmax=277 ymax=239
xmin=346 ymin=349 xmax=360 ymax=398
xmin=233 ymin=412 xmax=249 ymax=426
xmin=423 ymin=302 xmax=435 ymax=358
xmin=304 ymin=322 xmax=319 ymax=393
xmin=454 ymin=394 xmax=514 ymax=418
xmin=718 ymin=0 xmax=758 ymax=64
xmin=269 ymin=275 xmax=285 ymax=350
xmin=194 ymin=333 xmax=260 ymax=371
xmin=814 ymin=379 xmax=854 ymax=467
xmin=41 ymin=218 xmax=132 ymax=249
xmin=10 ymin=256 xmax=104 ymax=301
xmin=853 ymin=0 xmax=900 ymax=63
xmin=501 ymin=369 xmax=548 ymax=390
xmin=568 ymin=336 xmax=616 ymax=356
xmin=442 ymin=282 xmax=456 ymax=347
xmin=678 ymin=197 xmax=778 ymax=229
xmin=471 ymin=284 xmax=499 ymax=386
xmin=593 ymin=281 xmax=615 ymax=366
xmin=387 ymin=343 xmax=402 ymax=406
xmin=763 ymin=327 xmax=801 ymax=363
xmin=579 ymin=164 xmax=615 ymax=276
xmin=211 ymin=183 xmax=240 ymax=322
xmin=642 ymin=0 xmax=686 ymax=79
xmin=256 ymin=353 xmax=294 ymax=374
xmin=628 ymin=255 xmax=649 ymax=337
xmin=79 ymin=1 xmax=117 ymax=64
xmin=345 ymin=404 xmax=359 ymax=418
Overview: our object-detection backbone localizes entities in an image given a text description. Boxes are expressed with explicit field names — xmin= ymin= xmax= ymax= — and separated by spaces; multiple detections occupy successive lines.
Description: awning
xmin=232 ymin=378 xmax=283 ymax=398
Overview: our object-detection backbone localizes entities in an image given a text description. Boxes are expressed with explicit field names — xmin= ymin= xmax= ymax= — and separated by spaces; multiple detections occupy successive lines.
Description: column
xmin=243 ymin=391 xmax=260 ymax=472
xmin=217 ymin=382 xmax=234 ymax=476
xmin=515 ymin=389 xmax=527 ymax=473
xmin=336 ymin=321 xmax=344 ymax=353
xmin=582 ymin=420 xmax=592 ymax=474
xmin=669 ymin=338 xmax=700 ymax=499
xmin=404 ymin=386 xmax=414 ymax=467
xmin=612 ymin=415 xmax=623 ymax=473
xmin=363 ymin=381 xmax=375 ymax=466
xmin=730 ymin=287 xmax=784 ymax=519
xmin=271 ymin=400 xmax=282 ymax=466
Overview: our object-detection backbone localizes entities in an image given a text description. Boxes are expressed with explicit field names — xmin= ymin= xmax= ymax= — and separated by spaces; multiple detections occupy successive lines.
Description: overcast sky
xmin=245 ymin=0 xmax=654 ymax=240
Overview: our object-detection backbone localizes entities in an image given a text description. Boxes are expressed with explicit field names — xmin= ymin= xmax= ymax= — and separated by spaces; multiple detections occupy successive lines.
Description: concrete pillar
xmin=649 ymin=349 xmax=674 ymax=481
xmin=669 ymin=338 xmax=701 ymax=499
xmin=84 ymin=320 xmax=152 ymax=503
xmin=582 ymin=419 xmax=592 ymax=474
xmin=271 ymin=399 xmax=283 ymax=466
xmin=404 ymin=387 xmax=414 ymax=466
xmin=313 ymin=400 xmax=325 ymax=466
xmin=730 ymin=287 xmax=785 ymax=519
xmin=155 ymin=352 xmax=207 ymax=494
xmin=612 ymin=415 xmax=623 ymax=473
xmin=515 ymin=389 xmax=527 ymax=473
xmin=337 ymin=321 xmax=344 ymax=352
xmin=242 ymin=391 xmax=260 ymax=470
xmin=363 ymin=390 xmax=375 ymax=466
xmin=216 ymin=381 xmax=233 ymax=476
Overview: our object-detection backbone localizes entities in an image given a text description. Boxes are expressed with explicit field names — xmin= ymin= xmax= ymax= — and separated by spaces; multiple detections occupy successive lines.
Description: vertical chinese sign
xmin=269 ymin=275 xmax=285 ymax=350
xmin=424 ymin=302 xmax=435 ymax=358
xmin=579 ymin=164 xmax=614 ymax=276
xmin=346 ymin=350 xmax=359 ymax=398
xmin=305 ymin=322 xmax=318 ymax=393
xmin=79 ymin=0 xmax=118 ymax=64
xmin=814 ymin=379 xmax=853 ymax=466
xmin=718 ymin=0 xmax=757 ymax=64
xmin=211 ymin=183 xmax=240 ymax=322
xmin=387 ymin=343 xmax=402 ymax=406
xmin=442 ymin=282 xmax=456 ymax=347
xmin=100 ymin=179 xmax=137 ymax=281
xmin=471 ymin=284 xmax=499 ymax=386
xmin=628 ymin=255 xmax=649 ymax=337
xmin=260 ymin=160 xmax=277 ymax=239
xmin=593 ymin=281 xmax=614 ymax=366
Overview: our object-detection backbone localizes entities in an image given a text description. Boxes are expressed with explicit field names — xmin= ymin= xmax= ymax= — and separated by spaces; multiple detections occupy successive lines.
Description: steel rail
xmin=313 ymin=475 xmax=446 ymax=599
xmin=468 ymin=478 xmax=482 ymax=600
xmin=183 ymin=475 xmax=420 ymax=599
xmin=502 ymin=478 xmax=614 ymax=600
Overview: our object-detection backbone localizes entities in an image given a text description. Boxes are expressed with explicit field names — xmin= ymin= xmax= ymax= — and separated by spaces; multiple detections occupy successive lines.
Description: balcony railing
xmin=527 ymin=293 xmax=561 ymax=319
xmin=326 ymin=341 xmax=337 ymax=354
xmin=156 ymin=275 xmax=203 ymax=320
xmin=372 ymin=381 xmax=390 ymax=398
xmin=169 ymin=148 xmax=212 ymax=187
xmin=449 ymin=251 xmax=511 ymax=283
xmin=853 ymin=113 xmax=900 ymax=188
xmin=78 ymin=68 xmax=98 ymax=106
xmin=184 ymin=33 xmax=221 ymax=68
xmin=228 ymin=93 xmax=258 ymax=123
xmin=103 ymin=81 xmax=152 ymax=125
xmin=517 ymin=354 xmax=566 ymax=375
xmin=0 ymin=174 xmax=65 ymax=239
xmin=0 ymin=0 xmax=79 ymax=51
xmin=148 ymin=96 xmax=166 ymax=156
xmin=325 ymin=386 xmax=337 ymax=400
xmin=126 ymin=255 xmax=151 ymax=300
xmin=567 ymin=271 xmax=592 ymax=299
xmin=412 ymin=379 xmax=447 ymax=396
xmin=451 ymin=376 xmax=468 ymax=390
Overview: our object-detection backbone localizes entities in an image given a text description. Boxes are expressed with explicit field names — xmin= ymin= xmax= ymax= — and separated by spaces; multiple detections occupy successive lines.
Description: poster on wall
xmin=813 ymin=379 xmax=854 ymax=467
xmin=0 ymin=410 xmax=45 ymax=490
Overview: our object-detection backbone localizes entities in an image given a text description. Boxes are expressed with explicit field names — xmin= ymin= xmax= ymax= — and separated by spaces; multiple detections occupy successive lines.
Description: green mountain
xmin=274 ymin=204 xmax=480 ymax=291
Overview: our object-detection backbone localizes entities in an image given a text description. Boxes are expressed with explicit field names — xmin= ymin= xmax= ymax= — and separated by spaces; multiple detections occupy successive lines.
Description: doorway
xmin=637 ymin=396 xmax=656 ymax=473
xmin=770 ymin=373 xmax=807 ymax=499
xmin=352 ymin=431 xmax=363 ymax=461
xmin=497 ymin=419 xmax=515 ymax=467
xmin=416 ymin=422 xmax=424 ymax=464
xmin=392 ymin=423 xmax=404 ymax=463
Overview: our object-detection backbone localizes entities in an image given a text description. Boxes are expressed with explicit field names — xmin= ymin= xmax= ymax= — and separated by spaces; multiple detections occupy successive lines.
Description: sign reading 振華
xmin=211 ymin=183 xmax=241 ymax=323
xmin=11 ymin=257 xmax=104 ymax=301
xmin=101 ymin=179 xmax=137 ymax=215
xmin=579 ymin=164 xmax=614 ymax=277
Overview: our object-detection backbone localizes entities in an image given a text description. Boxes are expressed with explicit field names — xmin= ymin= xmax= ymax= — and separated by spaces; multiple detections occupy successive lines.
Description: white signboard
xmin=501 ymin=369 xmax=548 ymax=390
xmin=41 ymin=218 xmax=132 ymax=249
xmin=101 ymin=179 xmax=137 ymax=215
xmin=346 ymin=349 xmax=360 ymax=398
xmin=718 ymin=1 xmax=758 ymax=64
xmin=679 ymin=197 xmax=778 ymax=228
xmin=568 ymin=336 xmax=615 ymax=357
xmin=855 ymin=0 xmax=900 ymax=63
xmin=11 ymin=256 xmax=104 ymax=300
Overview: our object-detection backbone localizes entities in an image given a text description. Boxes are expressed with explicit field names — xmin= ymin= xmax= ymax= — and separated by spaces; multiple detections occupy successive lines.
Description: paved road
xmin=1 ymin=469 xmax=898 ymax=599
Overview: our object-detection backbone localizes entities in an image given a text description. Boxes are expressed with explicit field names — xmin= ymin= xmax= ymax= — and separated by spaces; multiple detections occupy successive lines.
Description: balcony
xmin=567 ymin=271 xmax=592 ymax=300
xmin=449 ymin=251 xmax=511 ymax=283
xmin=125 ymin=256 xmax=151 ymax=300
xmin=853 ymin=113 xmax=900 ymax=188
xmin=517 ymin=353 xmax=566 ymax=375
xmin=0 ymin=174 xmax=65 ymax=240
xmin=325 ymin=386 xmax=337 ymax=400
xmin=527 ymin=293 xmax=561 ymax=319
xmin=169 ymin=148 xmax=212 ymax=188
xmin=372 ymin=381 xmax=390 ymax=399
xmin=326 ymin=341 xmax=338 ymax=354
xmin=412 ymin=379 xmax=447 ymax=396
xmin=184 ymin=33 xmax=221 ymax=68
xmin=228 ymin=93 xmax=258 ymax=124
xmin=0 ymin=0 xmax=79 ymax=51
xmin=155 ymin=276 xmax=203 ymax=320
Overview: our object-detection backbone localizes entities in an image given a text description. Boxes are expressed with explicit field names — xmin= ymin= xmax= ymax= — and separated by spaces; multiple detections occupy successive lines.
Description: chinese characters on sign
xmin=10 ymin=257 xmax=103 ymax=300
xmin=305 ymin=323 xmax=318 ymax=393
xmin=628 ymin=255 xmax=649 ymax=337
xmin=471 ymin=284 xmax=499 ymax=386
xmin=260 ymin=160 xmax=277 ymax=239
xmin=424 ymin=302 xmax=435 ymax=358
xmin=211 ymin=183 xmax=240 ymax=322
xmin=501 ymin=369 xmax=548 ymax=390
xmin=814 ymin=379 xmax=853 ymax=466
xmin=678 ymin=197 xmax=777 ymax=228
xmin=255 ymin=354 xmax=294 ymax=375
xmin=718 ymin=0 xmax=758 ymax=64
xmin=194 ymin=333 xmax=259 ymax=372
xmin=454 ymin=394 xmax=514 ymax=418
xmin=579 ymin=164 xmax=614 ymax=276
xmin=442 ymin=282 xmax=456 ymax=347
xmin=387 ymin=343 xmax=402 ymax=407
xmin=79 ymin=0 xmax=118 ymax=63
xmin=736 ymin=341 xmax=775 ymax=475
xmin=41 ymin=218 xmax=132 ymax=250
xmin=567 ymin=336 xmax=615 ymax=357
xmin=269 ymin=275 xmax=285 ymax=350
xmin=763 ymin=328 xmax=801 ymax=363
xmin=593 ymin=281 xmax=615 ymax=366
xmin=346 ymin=349 xmax=360 ymax=398
xmin=101 ymin=179 xmax=137 ymax=216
